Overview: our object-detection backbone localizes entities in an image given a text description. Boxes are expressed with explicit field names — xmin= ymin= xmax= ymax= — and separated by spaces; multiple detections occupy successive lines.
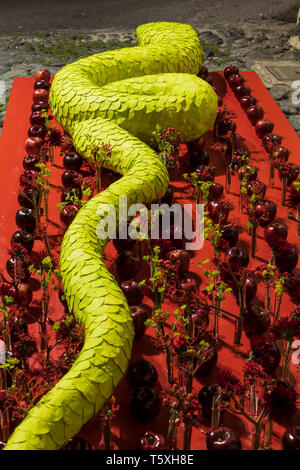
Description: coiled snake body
xmin=4 ymin=22 xmax=217 ymax=450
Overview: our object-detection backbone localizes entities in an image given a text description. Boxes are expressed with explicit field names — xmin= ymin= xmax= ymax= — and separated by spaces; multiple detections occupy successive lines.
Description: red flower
xmin=48 ymin=128 xmax=62 ymax=147
xmin=263 ymin=381 xmax=297 ymax=423
xmin=243 ymin=360 xmax=268 ymax=382
xmin=217 ymin=368 xmax=245 ymax=395
xmin=270 ymin=317 xmax=300 ymax=342
xmin=286 ymin=181 xmax=300 ymax=210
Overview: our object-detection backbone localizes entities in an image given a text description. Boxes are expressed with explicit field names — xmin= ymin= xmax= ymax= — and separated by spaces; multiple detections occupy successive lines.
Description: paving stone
xmin=269 ymin=84 xmax=291 ymax=101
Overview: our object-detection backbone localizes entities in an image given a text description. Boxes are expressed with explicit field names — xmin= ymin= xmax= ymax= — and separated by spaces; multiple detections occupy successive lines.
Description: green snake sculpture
xmin=4 ymin=22 xmax=217 ymax=450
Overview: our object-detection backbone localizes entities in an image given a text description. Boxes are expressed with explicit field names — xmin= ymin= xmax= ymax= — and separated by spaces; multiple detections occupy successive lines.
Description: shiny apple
xmin=246 ymin=105 xmax=264 ymax=125
xmin=35 ymin=69 xmax=51 ymax=82
xmin=255 ymin=119 xmax=274 ymax=139
xmin=120 ymin=279 xmax=144 ymax=306
xmin=126 ymin=359 xmax=158 ymax=389
xmin=135 ymin=431 xmax=166 ymax=450
xmin=33 ymin=88 xmax=49 ymax=104
xmin=25 ymin=137 xmax=43 ymax=155
xmin=11 ymin=230 xmax=34 ymax=253
xmin=206 ymin=427 xmax=241 ymax=450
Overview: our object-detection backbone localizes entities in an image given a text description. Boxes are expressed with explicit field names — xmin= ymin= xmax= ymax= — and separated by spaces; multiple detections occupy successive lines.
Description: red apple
xmin=240 ymin=95 xmax=257 ymax=111
xmin=60 ymin=204 xmax=78 ymax=228
xmin=25 ymin=137 xmax=43 ymax=155
xmin=130 ymin=387 xmax=161 ymax=422
xmin=234 ymin=84 xmax=251 ymax=97
xmin=116 ymin=250 xmax=142 ymax=280
xmin=33 ymin=88 xmax=49 ymax=104
xmin=130 ymin=305 xmax=149 ymax=341
xmin=30 ymin=111 xmax=45 ymax=126
xmin=120 ymin=279 xmax=144 ymax=306
xmin=34 ymin=80 xmax=50 ymax=91
xmin=262 ymin=133 xmax=282 ymax=153
xmin=207 ymin=200 xmax=229 ymax=224
xmin=126 ymin=359 xmax=158 ymax=389
xmin=16 ymin=283 xmax=33 ymax=306
xmin=135 ymin=431 xmax=166 ymax=451
xmin=254 ymin=200 xmax=277 ymax=227
xmin=246 ymin=105 xmax=264 ymax=125
xmin=255 ymin=119 xmax=274 ymax=139
xmin=35 ymin=69 xmax=51 ymax=82
xmin=282 ymin=426 xmax=300 ymax=450
xmin=224 ymin=66 xmax=239 ymax=79
xmin=23 ymin=154 xmax=40 ymax=171
xmin=264 ymin=222 xmax=288 ymax=248
xmin=28 ymin=124 xmax=47 ymax=139
xmin=206 ymin=427 xmax=241 ymax=450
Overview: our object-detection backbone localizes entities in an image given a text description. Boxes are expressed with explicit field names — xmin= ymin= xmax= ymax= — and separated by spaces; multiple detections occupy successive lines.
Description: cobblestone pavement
xmin=0 ymin=19 xmax=300 ymax=135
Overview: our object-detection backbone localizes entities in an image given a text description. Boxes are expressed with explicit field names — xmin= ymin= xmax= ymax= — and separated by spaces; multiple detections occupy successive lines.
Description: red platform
xmin=0 ymin=72 xmax=299 ymax=450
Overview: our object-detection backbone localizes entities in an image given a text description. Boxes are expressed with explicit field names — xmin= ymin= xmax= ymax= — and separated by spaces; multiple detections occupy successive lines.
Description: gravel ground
xmin=0 ymin=14 xmax=300 ymax=135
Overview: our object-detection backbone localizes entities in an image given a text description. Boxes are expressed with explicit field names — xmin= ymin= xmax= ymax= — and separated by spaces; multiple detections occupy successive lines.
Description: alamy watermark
xmin=96 ymin=196 xmax=205 ymax=251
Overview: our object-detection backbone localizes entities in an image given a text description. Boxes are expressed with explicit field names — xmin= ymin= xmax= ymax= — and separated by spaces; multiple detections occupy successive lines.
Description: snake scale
xmin=4 ymin=22 xmax=217 ymax=450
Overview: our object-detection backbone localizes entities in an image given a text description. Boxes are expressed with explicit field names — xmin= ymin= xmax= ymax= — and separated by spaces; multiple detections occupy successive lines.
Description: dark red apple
xmin=254 ymin=200 xmax=277 ymax=227
xmin=278 ymin=163 xmax=299 ymax=187
xmin=16 ymin=283 xmax=33 ymax=306
xmin=244 ymin=299 xmax=270 ymax=336
xmin=275 ymin=243 xmax=298 ymax=272
xmin=255 ymin=119 xmax=274 ymax=139
xmin=120 ymin=279 xmax=143 ymax=306
xmin=11 ymin=230 xmax=34 ymax=253
xmin=264 ymin=222 xmax=288 ymax=248
xmin=240 ymin=95 xmax=257 ymax=111
xmin=23 ymin=154 xmax=40 ymax=171
xmin=130 ymin=305 xmax=149 ymax=341
xmin=31 ymin=101 xmax=48 ymax=113
xmin=227 ymin=246 xmax=249 ymax=271
xmin=33 ymin=88 xmax=49 ymax=104
xmin=60 ymin=204 xmax=78 ymax=228
xmin=135 ymin=431 xmax=166 ymax=450
xmin=130 ymin=386 xmax=160 ymax=422
xmin=235 ymin=84 xmax=251 ymax=98
xmin=224 ymin=66 xmax=239 ymax=79
xmin=116 ymin=250 xmax=142 ymax=280
xmin=198 ymin=384 xmax=218 ymax=420
xmin=34 ymin=80 xmax=50 ymax=90
xmin=28 ymin=124 xmax=47 ymax=139
xmin=282 ymin=426 xmax=300 ymax=450
xmin=228 ymin=74 xmax=244 ymax=89
xmin=18 ymin=188 xmax=40 ymax=210
xmin=217 ymin=118 xmax=236 ymax=136
xmin=191 ymin=305 xmax=210 ymax=332
xmin=25 ymin=137 xmax=43 ymax=155
xmin=63 ymin=153 xmax=83 ymax=171
xmin=35 ymin=69 xmax=51 ymax=82
xmin=6 ymin=258 xmax=29 ymax=281
xmin=126 ymin=359 xmax=158 ymax=389
xmin=209 ymin=182 xmax=223 ymax=200
xmin=271 ymin=146 xmax=289 ymax=162
xmin=206 ymin=427 xmax=241 ymax=450
xmin=15 ymin=208 xmax=36 ymax=232
xmin=207 ymin=200 xmax=229 ymax=224
xmin=246 ymin=105 xmax=264 ymax=125
xmin=262 ymin=133 xmax=282 ymax=153
xmin=61 ymin=170 xmax=80 ymax=189
xmin=30 ymin=111 xmax=45 ymax=126
xmin=220 ymin=224 xmax=239 ymax=248
xmin=167 ymin=249 xmax=190 ymax=277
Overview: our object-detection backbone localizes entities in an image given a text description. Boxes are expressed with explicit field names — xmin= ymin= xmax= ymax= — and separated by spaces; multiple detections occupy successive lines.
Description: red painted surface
xmin=0 ymin=73 xmax=299 ymax=450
